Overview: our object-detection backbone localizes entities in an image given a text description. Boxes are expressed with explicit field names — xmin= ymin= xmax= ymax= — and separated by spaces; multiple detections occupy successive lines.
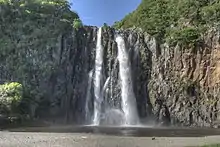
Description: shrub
xmin=72 ymin=18 xmax=83 ymax=30
xmin=103 ymin=23 xmax=108 ymax=29
xmin=166 ymin=26 xmax=201 ymax=46
xmin=0 ymin=82 xmax=23 ymax=115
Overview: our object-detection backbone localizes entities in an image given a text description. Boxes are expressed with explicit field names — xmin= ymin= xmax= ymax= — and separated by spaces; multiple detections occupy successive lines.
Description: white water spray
xmin=116 ymin=35 xmax=139 ymax=125
xmin=93 ymin=27 xmax=103 ymax=125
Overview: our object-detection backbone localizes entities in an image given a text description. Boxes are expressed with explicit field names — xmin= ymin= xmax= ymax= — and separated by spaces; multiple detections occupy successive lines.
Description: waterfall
xmin=116 ymin=35 xmax=139 ymax=125
xmin=93 ymin=27 xmax=103 ymax=125
xmin=102 ymin=77 xmax=110 ymax=110
xmin=102 ymin=77 xmax=110 ymax=97
xmin=85 ymin=70 xmax=93 ymax=123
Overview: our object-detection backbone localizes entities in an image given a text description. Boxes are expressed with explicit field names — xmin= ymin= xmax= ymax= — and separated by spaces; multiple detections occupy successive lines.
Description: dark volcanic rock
xmin=1 ymin=26 xmax=220 ymax=127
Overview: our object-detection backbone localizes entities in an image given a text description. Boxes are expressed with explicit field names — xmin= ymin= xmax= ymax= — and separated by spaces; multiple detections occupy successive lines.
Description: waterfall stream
xmin=85 ymin=70 xmax=93 ymax=123
xmin=93 ymin=27 xmax=103 ymax=125
xmin=116 ymin=35 xmax=139 ymax=125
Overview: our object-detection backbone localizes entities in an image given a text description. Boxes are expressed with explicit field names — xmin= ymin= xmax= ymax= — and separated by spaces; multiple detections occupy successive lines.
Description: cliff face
xmin=1 ymin=26 xmax=220 ymax=127
xmin=147 ymin=28 xmax=220 ymax=127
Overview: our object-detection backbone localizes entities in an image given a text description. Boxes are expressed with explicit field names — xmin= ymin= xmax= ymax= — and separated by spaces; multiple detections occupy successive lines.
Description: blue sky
xmin=70 ymin=0 xmax=141 ymax=26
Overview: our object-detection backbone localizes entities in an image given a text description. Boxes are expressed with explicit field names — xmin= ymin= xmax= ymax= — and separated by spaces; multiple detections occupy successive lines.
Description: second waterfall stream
xmin=116 ymin=35 xmax=139 ymax=125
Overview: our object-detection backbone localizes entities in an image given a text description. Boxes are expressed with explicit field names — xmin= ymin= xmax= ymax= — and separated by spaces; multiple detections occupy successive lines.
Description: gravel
xmin=1 ymin=131 xmax=220 ymax=147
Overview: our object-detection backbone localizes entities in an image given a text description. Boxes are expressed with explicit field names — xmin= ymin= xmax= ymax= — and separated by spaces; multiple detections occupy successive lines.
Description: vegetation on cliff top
xmin=0 ymin=0 xmax=80 ymax=64
xmin=114 ymin=0 xmax=220 ymax=45
xmin=0 ymin=0 xmax=80 ymax=120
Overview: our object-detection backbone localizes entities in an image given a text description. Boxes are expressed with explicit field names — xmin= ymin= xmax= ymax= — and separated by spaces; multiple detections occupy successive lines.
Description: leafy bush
xmin=0 ymin=82 xmax=23 ymax=115
xmin=166 ymin=27 xmax=201 ymax=46
xmin=72 ymin=18 xmax=83 ymax=30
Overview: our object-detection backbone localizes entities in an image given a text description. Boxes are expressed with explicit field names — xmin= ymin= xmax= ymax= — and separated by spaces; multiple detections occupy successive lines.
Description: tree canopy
xmin=0 ymin=0 xmax=80 ymax=75
xmin=114 ymin=0 xmax=220 ymax=45
xmin=0 ymin=0 xmax=81 ymax=118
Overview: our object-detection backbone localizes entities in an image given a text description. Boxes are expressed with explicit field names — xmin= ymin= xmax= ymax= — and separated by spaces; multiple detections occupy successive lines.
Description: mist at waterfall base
xmin=84 ymin=27 xmax=151 ymax=128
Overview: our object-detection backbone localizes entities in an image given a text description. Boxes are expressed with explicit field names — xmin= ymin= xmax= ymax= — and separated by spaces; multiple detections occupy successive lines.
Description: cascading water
xmin=85 ymin=70 xmax=93 ymax=123
xmin=86 ymin=29 xmax=140 ymax=126
xmin=102 ymin=77 xmax=110 ymax=100
xmin=116 ymin=35 xmax=139 ymax=125
xmin=93 ymin=27 xmax=103 ymax=125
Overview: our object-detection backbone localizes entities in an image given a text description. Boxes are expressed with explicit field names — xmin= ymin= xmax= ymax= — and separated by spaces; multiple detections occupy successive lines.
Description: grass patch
xmin=189 ymin=144 xmax=220 ymax=147
xmin=201 ymin=144 xmax=220 ymax=147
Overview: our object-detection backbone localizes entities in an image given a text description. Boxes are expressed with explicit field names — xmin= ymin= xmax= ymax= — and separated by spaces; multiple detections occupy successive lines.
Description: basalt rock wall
xmin=1 ymin=26 xmax=220 ymax=127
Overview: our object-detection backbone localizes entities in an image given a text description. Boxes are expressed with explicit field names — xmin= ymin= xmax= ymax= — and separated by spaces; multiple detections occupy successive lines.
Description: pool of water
xmin=3 ymin=125 xmax=220 ymax=137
